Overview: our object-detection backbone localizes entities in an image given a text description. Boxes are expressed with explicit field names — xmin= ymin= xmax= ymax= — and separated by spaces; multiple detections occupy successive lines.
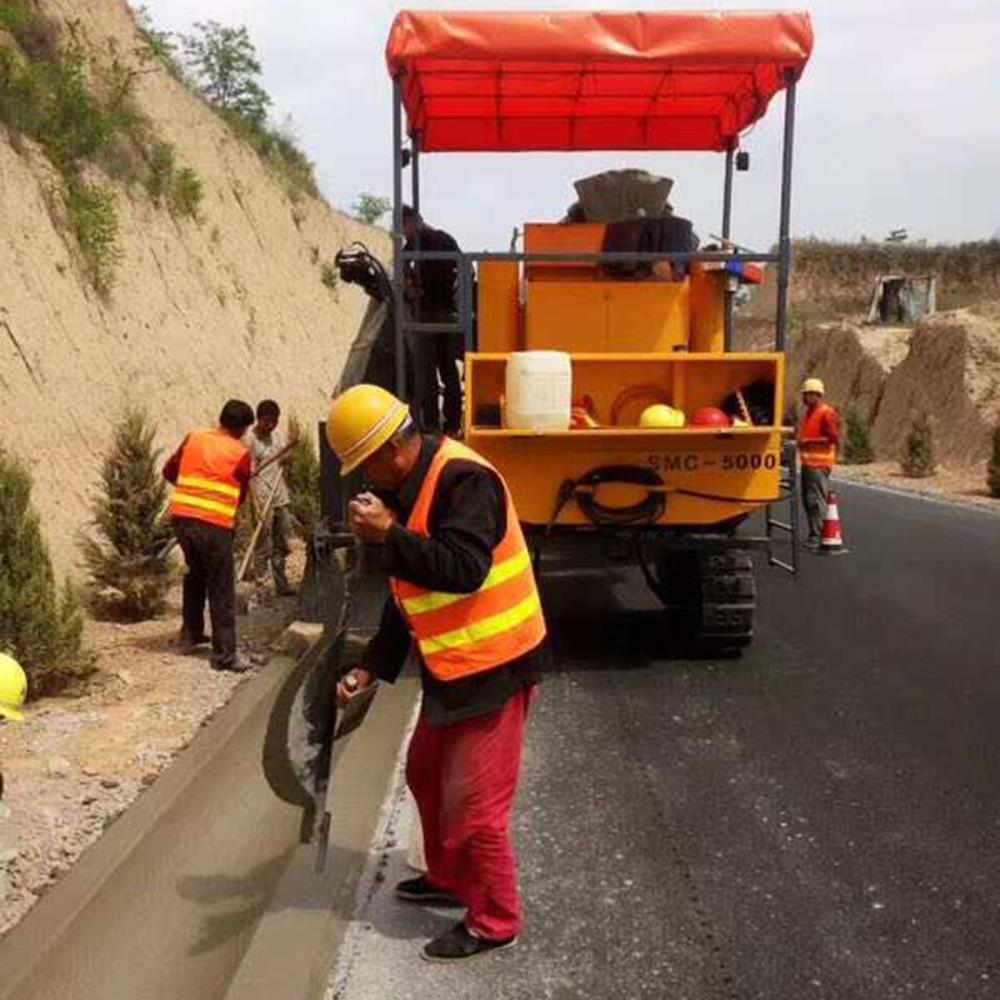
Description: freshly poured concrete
xmin=0 ymin=641 xmax=419 ymax=1000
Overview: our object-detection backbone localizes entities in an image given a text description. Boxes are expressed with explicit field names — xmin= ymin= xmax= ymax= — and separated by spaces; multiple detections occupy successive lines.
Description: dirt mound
xmin=786 ymin=321 xmax=908 ymax=424
xmin=788 ymin=309 xmax=1000 ymax=463
xmin=872 ymin=311 xmax=1000 ymax=462
xmin=1 ymin=0 xmax=388 ymax=572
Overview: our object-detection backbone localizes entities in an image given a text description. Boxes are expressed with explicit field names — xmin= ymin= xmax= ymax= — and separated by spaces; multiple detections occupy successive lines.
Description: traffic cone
xmin=819 ymin=490 xmax=848 ymax=555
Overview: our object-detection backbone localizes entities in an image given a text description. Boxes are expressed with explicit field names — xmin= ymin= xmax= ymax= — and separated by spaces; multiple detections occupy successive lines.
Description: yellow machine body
xmin=470 ymin=223 xmax=785 ymax=529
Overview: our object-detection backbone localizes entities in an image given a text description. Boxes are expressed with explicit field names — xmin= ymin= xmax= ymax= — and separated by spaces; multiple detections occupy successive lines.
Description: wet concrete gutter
xmin=0 ymin=632 xmax=419 ymax=1000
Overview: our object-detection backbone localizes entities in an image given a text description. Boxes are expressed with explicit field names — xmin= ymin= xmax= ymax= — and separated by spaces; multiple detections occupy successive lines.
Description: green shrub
xmin=352 ymin=193 xmax=391 ymax=225
xmin=842 ymin=410 xmax=874 ymax=465
xmin=81 ymin=410 xmax=174 ymax=620
xmin=144 ymin=139 xmax=175 ymax=200
xmin=170 ymin=166 xmax=202 ymax=218
xmin=66 ymin=181 xmax=122 ymax=292
xmin=0 ymin=449 xmax=91 ymax=696
xmin=224 ymin=110 xmax=317 ymax=200
xmin=285 ymin=417 xmax=320 ymax=537
xmin=0 ymin=2 xmax=58 ymax=61
xmin=0 ymin=1 xmax=31 ymax=33
xmin=987 ymin=426 xmax=1000 ymax=499
xmin=901 ymin=412 xmax=937 ymax=478
xmin=133 ymin=4 xmax=186 ymax=81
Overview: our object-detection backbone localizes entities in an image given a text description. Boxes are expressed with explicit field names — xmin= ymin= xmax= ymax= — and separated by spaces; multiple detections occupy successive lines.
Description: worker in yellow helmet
xmin=327 ymin=384 xmax=548 ymax=963
xmin=0 ymin=653 xmax=28 ymax=802
xmin=797 ymin=378 xmax=841 ymax=547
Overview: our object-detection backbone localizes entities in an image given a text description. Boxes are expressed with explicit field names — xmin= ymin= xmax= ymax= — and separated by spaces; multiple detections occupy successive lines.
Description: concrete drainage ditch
xmin=0 ymin=627 xmax=418 ymax=1000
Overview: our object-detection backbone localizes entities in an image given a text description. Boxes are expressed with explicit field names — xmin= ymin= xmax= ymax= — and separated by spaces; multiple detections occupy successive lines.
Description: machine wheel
xmin=652 ymin=549 xmax=756 ymax=650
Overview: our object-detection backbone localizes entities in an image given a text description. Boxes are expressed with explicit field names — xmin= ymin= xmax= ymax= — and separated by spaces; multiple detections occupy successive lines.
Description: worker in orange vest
xmin=797 ymin=378 xmax=841 ymax=547
xmin=327 ymin=384 xmax=548 ymax=964
xmin=163 ymin=400 xmax=255 ymax=671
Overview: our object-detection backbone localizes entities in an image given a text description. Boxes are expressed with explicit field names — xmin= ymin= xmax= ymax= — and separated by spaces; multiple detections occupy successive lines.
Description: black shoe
xmin=395 ymin=876 xmax=463 ymax=908
xmin=211 ymin=655 xmax=251 ymax=673
xmin=178 ymin=630 xmax=210 ymax=653
xmin=421 ymin=921 xmax=517 ymax=963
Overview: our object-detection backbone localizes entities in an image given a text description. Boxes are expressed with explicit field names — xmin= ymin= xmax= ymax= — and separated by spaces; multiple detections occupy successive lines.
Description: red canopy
xmin=386 ymin=10 xmax=813 ymax=153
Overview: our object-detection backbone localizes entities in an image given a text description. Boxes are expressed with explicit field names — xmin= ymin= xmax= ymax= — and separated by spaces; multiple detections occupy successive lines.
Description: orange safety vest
xmin=390 ymin=439 xmax=546 ymax=683
xmin=797 ymin=404 xmax=838 ymax=469
xmin=169 ymin=429 xmax=247 ymax=530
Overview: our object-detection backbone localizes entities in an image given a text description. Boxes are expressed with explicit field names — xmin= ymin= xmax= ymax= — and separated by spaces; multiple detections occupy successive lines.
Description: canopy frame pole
xmin=722 ymin=144 xmax=735 ymax=352
xmin=410 ymin=133 xmax=422 ymax=330
xmin=392 ymin=75 xmax=406 ymax=396
xmin=775 ymin=72 xmax=797 ymax=351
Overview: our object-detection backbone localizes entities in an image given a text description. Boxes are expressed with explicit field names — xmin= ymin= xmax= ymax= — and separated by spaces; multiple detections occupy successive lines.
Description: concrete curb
xmin=0 ymin=624 xmax=419 ymax=1000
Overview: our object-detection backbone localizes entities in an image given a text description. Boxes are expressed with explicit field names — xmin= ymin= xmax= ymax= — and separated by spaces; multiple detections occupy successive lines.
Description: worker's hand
xmin=336 ymin=667 xmax=374 ymax=708
xmin=348 ymin=492 xmax=395 ymax=544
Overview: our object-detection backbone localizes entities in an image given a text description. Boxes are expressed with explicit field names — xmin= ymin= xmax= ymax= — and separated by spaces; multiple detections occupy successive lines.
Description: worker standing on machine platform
xmin=797 ymin=378 xmax=841 ymax=547
xmin=327 ymin=384 xmax=548 ymax=964
xmin=402 ymin=205 xmax=464 ymax=437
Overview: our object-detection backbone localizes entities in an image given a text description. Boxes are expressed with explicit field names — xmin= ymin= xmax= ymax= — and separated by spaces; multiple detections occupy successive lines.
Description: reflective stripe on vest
xmin=169 ymin=429 xmax=246 ymax=529
xmin=390 ymin=439 xmax=546 ymax=682
xmin=797 ymin=404 xmax=837 ymax=468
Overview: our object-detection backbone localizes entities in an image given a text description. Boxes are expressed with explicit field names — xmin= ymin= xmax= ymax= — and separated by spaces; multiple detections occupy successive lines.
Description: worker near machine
xmin=163 ymin=400 xmax=255 ymax=671
xmin=247 ymin=399 xmax=295 ymax=596
xmin=402 ymin=205 xmax=464 ymax=437
xmin=327 ymin=384 xmax=547 ymax=963
xmin=0 ymin=653 xmax=27 ymax=802
xmin=797 ymin=378 xmax=841 ymax=546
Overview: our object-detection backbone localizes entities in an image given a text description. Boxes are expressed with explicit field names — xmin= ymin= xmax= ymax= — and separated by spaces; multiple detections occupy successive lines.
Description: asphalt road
xmin=329 ymin=482 xmax=1000 ymax=1000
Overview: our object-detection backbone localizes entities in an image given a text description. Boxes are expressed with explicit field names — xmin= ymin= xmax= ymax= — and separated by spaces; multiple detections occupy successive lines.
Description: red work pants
xmin=405 ymin=686 xmax=533 ymax=941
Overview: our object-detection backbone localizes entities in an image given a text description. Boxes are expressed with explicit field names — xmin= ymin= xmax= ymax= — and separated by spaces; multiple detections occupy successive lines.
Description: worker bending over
xmin=163 ymin=400 xmax=255 ymax=671
xmin=327 ymin=384 xmax=548 ymax=963
xmin=797 ymin=378 xmax=841 ymax=546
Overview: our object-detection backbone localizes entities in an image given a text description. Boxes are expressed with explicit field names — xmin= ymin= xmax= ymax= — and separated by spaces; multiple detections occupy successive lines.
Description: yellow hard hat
xmin=639 ymin=404 xmax=686 ymax=428
xmin=0 ymin=653 xmax=27 ymax=722
xmin=326 ymin=384 xmax=410 ymax=475
xmin=801 ymin=377 xmax=825 ymax=395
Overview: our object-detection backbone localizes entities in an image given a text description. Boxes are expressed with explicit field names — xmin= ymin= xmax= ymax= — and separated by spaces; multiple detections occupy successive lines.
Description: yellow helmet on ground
xmin=326 ymin=384 xmax=410 ymax=475
xmin=0 ymin=653 xmax=27 ymax=722
xmin=639 ymin=404 xmax=686 ymax=428
xmin=801 ymin=377 xmax=825 ymax=395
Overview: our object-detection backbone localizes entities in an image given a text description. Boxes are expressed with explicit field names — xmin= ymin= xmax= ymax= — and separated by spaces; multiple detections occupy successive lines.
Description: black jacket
xmin=365 ymin=437 xmax=547 ymax=725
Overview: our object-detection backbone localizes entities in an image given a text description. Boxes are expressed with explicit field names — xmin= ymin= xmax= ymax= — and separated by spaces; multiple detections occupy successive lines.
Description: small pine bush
xmin=842 ymin=410 xmax=874 ymax=465
xmin=987 ymin=425 xmax=1000 ymax=499
xmin=0 ymin=449 xmax=90 ymax=696
xmin=82 ymin=410 xmax=174 ymax=620
xmin=901 ymin=411 xmax=937 ymax=478
xmin=285 ymin=417 xmax=320 ymax=537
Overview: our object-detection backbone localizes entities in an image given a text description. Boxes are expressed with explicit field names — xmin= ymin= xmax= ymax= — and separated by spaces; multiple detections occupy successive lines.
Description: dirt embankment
xmin=786 ymin=307 xmax=1000 ymax=465
xmin=1 ymin=0 xmax=388 ymax=574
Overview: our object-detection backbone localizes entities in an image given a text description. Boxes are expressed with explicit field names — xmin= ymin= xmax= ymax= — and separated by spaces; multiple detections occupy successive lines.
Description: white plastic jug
xmin=505 ymin=351 xmax=572 ymax=430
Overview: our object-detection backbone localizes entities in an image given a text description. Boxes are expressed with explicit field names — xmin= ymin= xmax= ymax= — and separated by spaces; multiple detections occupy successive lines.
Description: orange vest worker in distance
xmin=326 ymin=384 xmax=548 ymax=964
xmin=796 ymin=378 xmax=841 ymax=546
xmin=163 ymin=400 xmax=255 ymax=671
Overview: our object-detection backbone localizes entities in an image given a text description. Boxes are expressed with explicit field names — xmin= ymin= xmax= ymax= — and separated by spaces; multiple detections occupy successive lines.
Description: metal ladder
xmin=765 ymin=441 xmax=801 ymax=575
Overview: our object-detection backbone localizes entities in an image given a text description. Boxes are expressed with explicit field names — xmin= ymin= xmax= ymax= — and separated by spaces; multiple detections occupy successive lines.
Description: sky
xmin=141 ymin=1 xmax=1000 ymax=252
